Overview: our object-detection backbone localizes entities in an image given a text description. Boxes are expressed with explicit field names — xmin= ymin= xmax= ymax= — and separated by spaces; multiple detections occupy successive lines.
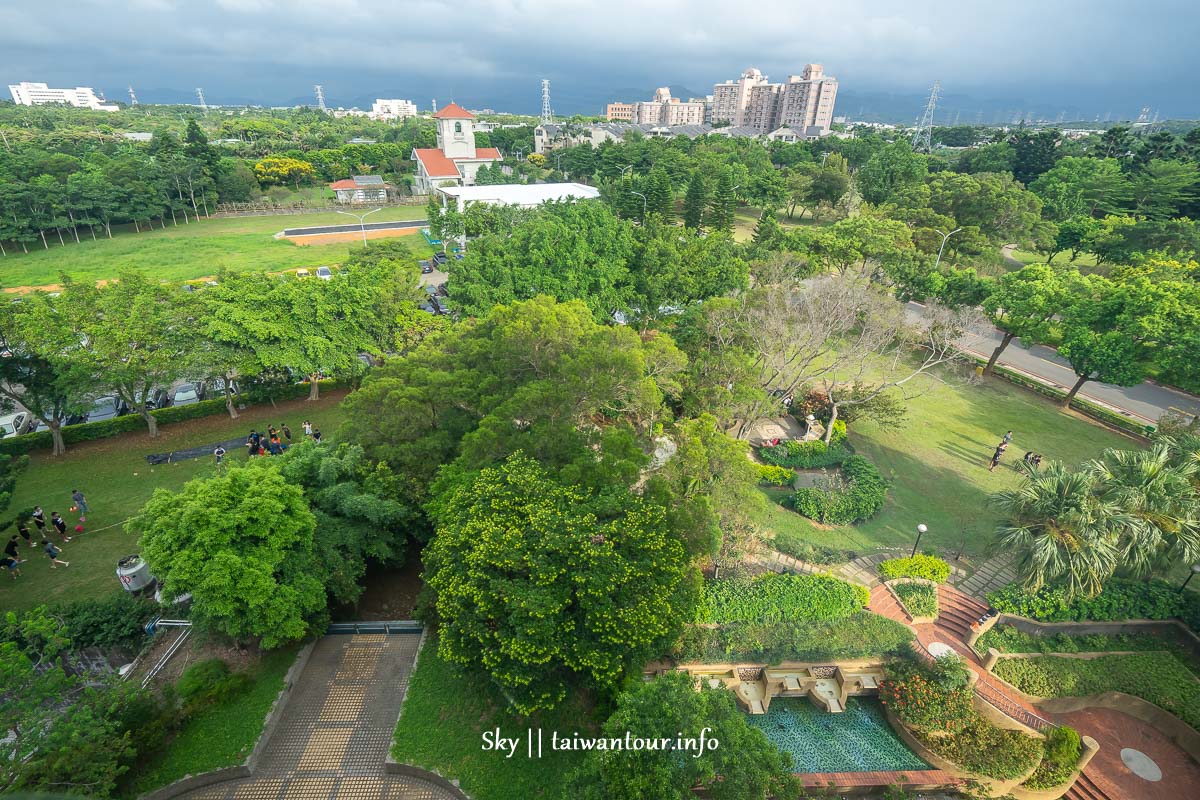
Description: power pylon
xmin=314 ymin=85 xmax=327 ymax=112
xmin=196 ymin=88 xmax=207 ymax=111
xmin=540 ymin=79 xmax=553 ymax=124
xmin=910 ymin=81 xmax=939 ymax=153
xmin=128 ymin=86 xmax=139 ymax=106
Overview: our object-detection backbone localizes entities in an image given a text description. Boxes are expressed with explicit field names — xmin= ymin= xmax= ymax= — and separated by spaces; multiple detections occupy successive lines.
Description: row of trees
xmin=0 ymin=240 xmax=420 ymax=454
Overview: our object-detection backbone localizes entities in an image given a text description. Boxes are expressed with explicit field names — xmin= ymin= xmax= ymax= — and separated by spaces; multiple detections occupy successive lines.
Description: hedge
xmin=758 ymin=420 xmax=848 ymax=468
xmin=756 ymin=464 xmax=795 ymax=486
xmin=696 ymin=573 xmax=869 ymax=625
xmin=674 ymin=613 xmax=914 ymax=664
xmin=987 ymin=579 xmax=1200 ymax=633
xmin=791 ymin=454 xmax=888 ymax=524
xmin=879 ymin=554 xmax=951 ymax=583
xmin=0 ymin=379 xmax=343 ymax=456
xmin=893 ymin=582 xmax=938 ymax=618
xmin=984 ymin=361 xmax=1154 ymax=438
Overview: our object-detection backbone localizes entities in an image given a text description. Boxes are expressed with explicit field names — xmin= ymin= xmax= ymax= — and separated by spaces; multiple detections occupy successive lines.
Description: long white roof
xmin=437 ymin=182 xmax=600 ymax=206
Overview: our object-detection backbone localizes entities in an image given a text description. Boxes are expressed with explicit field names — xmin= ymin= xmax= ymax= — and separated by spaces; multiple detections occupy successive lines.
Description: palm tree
xmin=1086 ymin=444 xmax=1200 ymax=576
xmin=990 ymin=461 xmax=1126 ymax=597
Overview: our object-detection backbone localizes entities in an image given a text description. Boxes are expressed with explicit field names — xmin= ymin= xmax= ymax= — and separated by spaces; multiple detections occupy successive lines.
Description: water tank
xmin=117 ymin=554 xmax=154 ymax=592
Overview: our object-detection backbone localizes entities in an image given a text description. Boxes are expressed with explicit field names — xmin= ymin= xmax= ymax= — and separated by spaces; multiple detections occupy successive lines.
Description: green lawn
xmin=753 ymin=369 xmax=1135 ymax=563
xmin=1 ymin=208 xmax=428 ymax=287
xmin=392 ymin=640 xmax=596 ymax=800
xmin=0 ymin=392 xmax=348 ymax=614
xmin=121 ymin=645 xmax=300 ymax=797
xmin=1010 ymin=248 xmax=1100 ymax=269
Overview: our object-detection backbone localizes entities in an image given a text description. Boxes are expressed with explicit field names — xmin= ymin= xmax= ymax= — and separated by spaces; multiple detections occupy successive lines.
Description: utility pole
xmin=910 ymin=81 xmax=939 ymax=153
xmin=196 ymin=88 xmax=207 ymax=111
xmin=128 ymin=86 xmax=139 ymax=106
xmin=541 ymin=79 xmax=553 ymax=124
xmin=314 ymin=85 xmax=327 ymax=112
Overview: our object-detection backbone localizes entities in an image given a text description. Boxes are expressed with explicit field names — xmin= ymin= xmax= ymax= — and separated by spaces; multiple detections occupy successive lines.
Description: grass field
xmin=0 ymin=392 xmax=349 ymax=615
xmin=753 ymin=368 xmax=1135 ymax=563
xmin=1010 ymin=248 xmax=1100 ymax=269
xmin=0 ymin=208 xmax=428 ymax=288
xmin=121 ymin=645 xmax=300 ymax=797
xmin=392 ymin=640 xmax=595 ymax=800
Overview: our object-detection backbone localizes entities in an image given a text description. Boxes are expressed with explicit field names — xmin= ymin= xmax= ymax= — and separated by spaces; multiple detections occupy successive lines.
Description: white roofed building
xmin=9 ymin=82 xmax=118 ymax=111
xmin=434 ymin=182 xmax=600 ymax=212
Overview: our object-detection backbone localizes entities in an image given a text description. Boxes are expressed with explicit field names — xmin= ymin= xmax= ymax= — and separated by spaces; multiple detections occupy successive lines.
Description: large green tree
xmin=682 ymin=171 xmax=709 ymax=229
xmin=980 ymin=264 xmax=1077 ymax=375
xmin=856 ymin=140 xmax=928 ymax=205
xmin=424 ymin=453 xmax=692 ymax=713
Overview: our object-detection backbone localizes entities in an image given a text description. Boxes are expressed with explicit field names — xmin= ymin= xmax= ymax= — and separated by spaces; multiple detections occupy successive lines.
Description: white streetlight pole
xmin=336 ymin=207 xmax=382 ymax=247
xmin=911 ymin=523 xmax=928 ymax=558
xmin=630 ymin=190 xmax=648 ymax=219
xmin=933 ymin=227 xmax=963 ymax=271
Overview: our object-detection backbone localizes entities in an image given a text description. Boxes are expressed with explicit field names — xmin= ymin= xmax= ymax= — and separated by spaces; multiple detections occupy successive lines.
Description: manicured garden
xmin=892 ymin=582 xmax=938 ymax=618
xmin=751 ymin=365 xmax=1136 ymax=560
xmin=391 ymin=641 xmax=594 ymax=800
xmin=975 ymin=624 xmax=1200 ymax=675
xmin=1 ymin=207 xmax=428 ymax=287
xmin=993 ymin=652 xmax=1200 ymax=729
xmin=986 ymin=579 xmax=1200 ymax=629
xmin=695 ymin=573 xmax=869 ymax=624
xmin=121 ymin=646 xmax=300 ymax=797
xmin=0 ymin=392 xmax=348 ymax=614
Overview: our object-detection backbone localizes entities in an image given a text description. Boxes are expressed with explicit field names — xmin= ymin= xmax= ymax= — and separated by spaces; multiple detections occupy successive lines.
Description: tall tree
xmin=682 ymin=171 xmax=709 ymax=229
xmin=979 ymin=264 xmax=1077 ymax=375
xmin=705 ymin=167 xmax=737 ymax=234
xmin=643 ymin=165 xmax=674 ymax=221
xmin=856 ymin=140 xmax=928 ymax=205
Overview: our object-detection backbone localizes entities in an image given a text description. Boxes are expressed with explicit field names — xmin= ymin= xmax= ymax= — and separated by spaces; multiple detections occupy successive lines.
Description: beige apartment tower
xmin=712 ymin=64 xmax=837 ymax=134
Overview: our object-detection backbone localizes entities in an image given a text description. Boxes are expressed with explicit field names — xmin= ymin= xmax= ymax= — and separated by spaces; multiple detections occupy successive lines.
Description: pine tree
xmin=644 ymin=166 xmax=674 ymax=222
xmin=752 ymin=209 xmax=782 ymax=249
xmin=682 ymin=172 xmax=709 ymax=229
xmin=706 ymin=168 xmax=736 ymax=234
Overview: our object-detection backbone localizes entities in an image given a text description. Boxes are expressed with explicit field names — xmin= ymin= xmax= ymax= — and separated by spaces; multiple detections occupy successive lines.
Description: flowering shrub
xmin=879 ymin=661 xmax=975 ymax=734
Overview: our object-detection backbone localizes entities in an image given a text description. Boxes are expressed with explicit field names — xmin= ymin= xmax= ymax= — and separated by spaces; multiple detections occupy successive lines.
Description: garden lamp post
xmin=630 ymin=190 xmax=648 ymax=219
xmin=933 ymin=227 xmax=963 ymax=272
xmin=336 ymin=207 xmax=382 ymax=247
xmin=911 ymin=523 xmax=928 ymax=558
xmin=1181 ymin=564 xmax=1200 ymax=592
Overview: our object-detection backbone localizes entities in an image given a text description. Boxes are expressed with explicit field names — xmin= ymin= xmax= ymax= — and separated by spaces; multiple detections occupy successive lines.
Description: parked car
xmin=205 ymin=377 xmax=239 ymax=399
xmin=296 ymin=268 xmax=310 ymax=279
xmin=172 ymin=383 xmax=202 ymax=406
xmin=87 ymin=396 xmax=122 ymax=423
xmin=419 ymin=260 xmax=434 ymax=274
xmin=118 ymin=388 xmax=170 ymax=415
xmin=432 ymin=252 xmax=449 ymax=265
xmin=453 ymin=252 xmax=464 ymax=260
xmin=316 ymin=266 xmax=333 ymax=280
xmin=0 ymin=412 xmax=33 ymax=438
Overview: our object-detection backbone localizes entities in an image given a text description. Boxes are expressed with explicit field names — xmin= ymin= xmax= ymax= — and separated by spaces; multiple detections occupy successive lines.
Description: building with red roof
xmin=412 ymin=103 xmax=503 ymax=194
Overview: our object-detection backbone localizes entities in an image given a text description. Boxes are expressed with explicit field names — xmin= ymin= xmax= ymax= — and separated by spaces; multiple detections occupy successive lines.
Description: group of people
xmin=986 ymin=430 xmax=1045 ymax=472
xmin=1 ymin=489 xmax=88 ymax=579
xmin=215 ymin=421 xmax=323 ymax=465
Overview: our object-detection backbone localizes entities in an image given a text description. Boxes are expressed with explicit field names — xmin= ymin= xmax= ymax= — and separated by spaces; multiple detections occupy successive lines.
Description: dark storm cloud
xmin=1 ymin=0 xmax=1196 ymax=116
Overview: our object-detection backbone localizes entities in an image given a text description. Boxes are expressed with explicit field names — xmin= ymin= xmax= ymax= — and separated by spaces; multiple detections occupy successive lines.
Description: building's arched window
xmin=454 ymin=122 xmax=462 ymax=133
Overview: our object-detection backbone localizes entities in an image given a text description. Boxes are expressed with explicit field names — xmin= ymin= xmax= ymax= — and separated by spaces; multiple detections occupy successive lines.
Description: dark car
xmin=453 ymin=253 xmax=464 ymax=260
xmin=118 ymin=388 xmax=170 ymax=416
xmin=420 ymin=261 xmax=434 ymax=274
xmin=432 ymin=252 xmax=449 ymax=265
xmin=87 ymin=396 xmax=122 ymax=423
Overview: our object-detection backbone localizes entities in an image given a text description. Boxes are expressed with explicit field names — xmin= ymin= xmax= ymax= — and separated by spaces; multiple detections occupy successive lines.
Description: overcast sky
xmin=2 ymin=0 xmax=1197 ymax=118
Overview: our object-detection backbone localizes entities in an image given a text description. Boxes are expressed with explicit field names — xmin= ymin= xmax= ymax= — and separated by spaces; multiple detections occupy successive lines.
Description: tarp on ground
xmin=144 ymin=437 xmax=247 ymax=465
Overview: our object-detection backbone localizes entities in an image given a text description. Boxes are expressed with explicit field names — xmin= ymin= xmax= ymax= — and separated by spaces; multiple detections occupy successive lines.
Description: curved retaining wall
xmin=995 ymin=614 xmax=1200 ymax=657
xmin=1037 ymin=691 xmax=1200 ymax=762
xmin=139 ymin=640 xmax=317 ymax=800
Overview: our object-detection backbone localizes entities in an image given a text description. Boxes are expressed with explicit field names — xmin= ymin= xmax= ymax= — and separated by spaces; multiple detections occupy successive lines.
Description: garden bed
xmin=674 ymin=613 xmax=914 ymax=664
xmin=696 ymin=573 xmax=869 ymax=625
xmin=892 ymin=581 xmax=939 ymax=621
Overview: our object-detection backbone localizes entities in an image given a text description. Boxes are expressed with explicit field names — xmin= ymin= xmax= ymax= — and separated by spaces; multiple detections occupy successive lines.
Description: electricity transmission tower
xmin=128 ymin=86 xmax=139 ymax=106
xmin=910 ymin=81 xmax=939 ymax=153
xmin=196 ymin=88 xmax=207 ymax=111
xmin=541 ymin=79 xmax=553 ymax=124
xmin=314 ymin=85 xmax=327 ymax=112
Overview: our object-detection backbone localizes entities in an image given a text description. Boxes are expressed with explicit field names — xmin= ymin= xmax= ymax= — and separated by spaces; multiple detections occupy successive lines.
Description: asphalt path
xmin=281 ymin=218 xmax=428 ymax=236
xmin=906 ymin=302 xmax=1200 ymax=425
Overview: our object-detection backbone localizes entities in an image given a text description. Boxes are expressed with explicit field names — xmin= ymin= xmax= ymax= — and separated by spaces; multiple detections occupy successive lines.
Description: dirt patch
xmin=331 ymin=542 xmax=426 ymax=621
xmin=134 ymin=627 xmax=265 ymax=689
xmin=285 ymin=227 xmax=421 ymax=246
xmin=4 ymin=278 xmax=119 ymax=295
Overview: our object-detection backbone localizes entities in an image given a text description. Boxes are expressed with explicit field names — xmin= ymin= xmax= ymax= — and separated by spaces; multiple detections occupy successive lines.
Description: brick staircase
xmin=1063 ymin=770 xmax=1117 ymax=800
xmin=935 ymin=584 xmax=989 ymax=641
xmin=868 ymin=584 xmax=911 ymax=623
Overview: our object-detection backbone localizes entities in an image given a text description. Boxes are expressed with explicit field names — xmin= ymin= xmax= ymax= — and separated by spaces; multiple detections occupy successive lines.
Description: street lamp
xmin=911 ymin=523 xmax=928 ymax=558
xmin=1181 ymin=564 xmax=1200 ymax=593
xmin=630 ymin=190 xmax=648 ymax=219
xmin=336 ymin=207 xmax=382 ymax=247
xmin=933 ymin=227 xmax=963 ymax=272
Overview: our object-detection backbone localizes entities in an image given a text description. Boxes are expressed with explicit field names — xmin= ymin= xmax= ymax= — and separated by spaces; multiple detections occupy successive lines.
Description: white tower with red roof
xmin=434 ymin=103 xmax=477 ymax=158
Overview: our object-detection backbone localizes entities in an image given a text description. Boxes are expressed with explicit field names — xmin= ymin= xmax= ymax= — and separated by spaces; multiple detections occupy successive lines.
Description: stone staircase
xmin=1063 ymin=770 xmax=1117 ymax=800
xmin=935 ymin=584 xmax=990 ymax=641
xmin=868 ymin=584 xmax=911 ymax=623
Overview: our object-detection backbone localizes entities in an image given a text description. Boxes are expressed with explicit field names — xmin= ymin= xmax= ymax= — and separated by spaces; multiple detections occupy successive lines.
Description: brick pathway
xmin=177 ymin=634 xmax=459 ymax=800
xmin=949 ymin=552 xmax=1018 ymax=601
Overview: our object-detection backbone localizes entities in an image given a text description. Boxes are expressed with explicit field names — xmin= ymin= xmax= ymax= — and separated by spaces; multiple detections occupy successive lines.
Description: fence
xmin=214 ymin=198 xmax=425 ymax=217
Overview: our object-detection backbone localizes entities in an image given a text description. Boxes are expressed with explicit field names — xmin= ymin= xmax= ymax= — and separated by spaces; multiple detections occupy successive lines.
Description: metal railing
xmin=140 ymin=627 xmax=192 ymax=688
xmin=325 ymin=620 xmax=423 ymax=635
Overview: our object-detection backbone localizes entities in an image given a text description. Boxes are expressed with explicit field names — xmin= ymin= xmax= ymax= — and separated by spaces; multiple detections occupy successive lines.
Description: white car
xmin=296 ymin=268 xmax=310 ymax=279
xmin=316 ymin=266 xmax=333 ymax=280
xmin=0 ymin=412 xmax=32 ymax=438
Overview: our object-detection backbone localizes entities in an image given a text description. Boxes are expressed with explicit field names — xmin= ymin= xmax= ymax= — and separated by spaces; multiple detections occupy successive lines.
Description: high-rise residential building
xmin=688 ymin=96 xmax=714 ymax=124
xmin=711 ymin=65 xmax=837 ymax=134
xmin=370 ymin=98 xmax=418 ymax=120
xmin=8 ymin=81 xmax=118 ymax=111
xmin=606 ymin=102 xmax=635 ymax=121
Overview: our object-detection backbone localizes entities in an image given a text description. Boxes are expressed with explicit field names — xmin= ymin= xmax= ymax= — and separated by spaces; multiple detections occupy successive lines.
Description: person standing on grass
xmin=214 ymin=445 xmax=226 ymax=465
xmin=989 ymin=446 xmax=1005 ymax=472
xmin=302 ymin=420 xmax=313 ymax=438
xmin=70 ymin=488 xmax=89 ymax=519
xmin=16 ymin=522 xmax=32 ymax=547
xmin=51 ymin=512 xmax=71 ymax=541
xmin=42 ymin=540 xmax=68 ymax=568
xmin=1002 ymin=430 xmax=1014 ymax=445
xmin=312 ymin=427 xmax=322 ymax=443
xmin=5 ymin=535 xmax=22 ymax=563
xmin=31 ymin=506 xmax=46 ymax=535
xmin=281 ymin=423 xmax=292 ymax=444
xmin=2 ymin=556 xmax=20 ymax=579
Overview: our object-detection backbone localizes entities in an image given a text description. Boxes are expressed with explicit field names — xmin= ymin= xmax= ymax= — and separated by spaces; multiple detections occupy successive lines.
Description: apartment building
xmin=606 ymin=87 xmax=704 ymax=125
xmin=711 ymin=65 xmax=837 ymax=134
xmin=8 ymin=81 xmax=118 ymax=111
xmin=370 ymin=98 xmax=418 ymax=120
xmin=606 ymin=102 xmax=635 ymax=121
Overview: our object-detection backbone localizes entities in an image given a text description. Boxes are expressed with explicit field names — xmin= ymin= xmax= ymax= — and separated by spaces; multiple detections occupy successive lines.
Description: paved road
xmin=178 ymin=634 xmax=459 ymax=800
xmin=906 ymin=302 xmax=1200 ymax=425
xmin=282 ymin=219 xmax=428 ymax=237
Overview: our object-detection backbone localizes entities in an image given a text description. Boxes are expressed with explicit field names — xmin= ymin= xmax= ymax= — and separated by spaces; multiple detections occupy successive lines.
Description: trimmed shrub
xmin=988 ymin=579 xmax=1200 ymax=632
xmin=893 ymin=582 xmax=938 ymax=618
xmin=791 ymin=454 xmax=888 ymax=524
xmin=758 ymin=420 xmax=848 ymax=468
xmin=756 ymin=464 xmax=795 ymax=486
xmin=674 ymin=612 xmax=914 ymax=664
xmin=879 ymin=554 xmax=951 ymax=583
xmin=696 ymin=573 xmax=869 ymax=625
xmin=771 ymin=531 xmax=857 ymax=566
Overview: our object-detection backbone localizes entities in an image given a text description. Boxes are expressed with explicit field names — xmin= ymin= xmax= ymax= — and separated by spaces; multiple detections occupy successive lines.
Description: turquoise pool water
xmin=747 ymin=697 xmax=930 ymax=773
